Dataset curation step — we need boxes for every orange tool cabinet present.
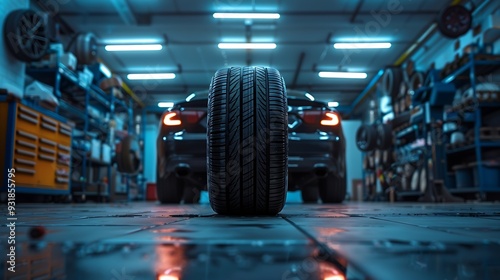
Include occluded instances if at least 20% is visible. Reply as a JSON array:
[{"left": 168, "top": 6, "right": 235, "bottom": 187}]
[{"left": 0, "top": 99, "right": 72, "bottom": 195}]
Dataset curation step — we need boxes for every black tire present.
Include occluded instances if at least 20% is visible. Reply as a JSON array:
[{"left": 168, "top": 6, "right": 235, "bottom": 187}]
[
  {"left": 183, "top": 185, "right": 201, "bottom": 204},
  {"left": 319, "top": 174, "right": 346, "bottom": 203},
  {"left": 3, "top": 10, "right": 49, "bottom": 62},
  {"left": 376, "top": 123, "right": 392, "bottom": 150},
  {"left": 301, "top": 187, "right": 319, "bottom": 203},
  {"left": 319, "top": 157, "right": 347, "bottom": 203},
  {"left": 409, "top": 71, "right": 425, "bottom": 92},
  {"left": 437, "top": 5, "right": 472, "bottom": 39},
  {"left": 156, "top": 166, "right": 183, "bottom": 203},
  {"left": 356, "top": 124, "right": 377, "bottom": 152},
  {"left": 207, "top": 66, "right": 288, "bottom": 215},
  {"left": 75, "top": 33, "right": 98, "bottom": 65},
  {"left": 381, "top": 67, "right": 403, "bottom": 100}
]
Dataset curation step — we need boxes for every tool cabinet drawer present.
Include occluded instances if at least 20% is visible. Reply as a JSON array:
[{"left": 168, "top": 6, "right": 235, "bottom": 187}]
[{"left": 16, "top": 104, "right": 40, "bottom": 131}]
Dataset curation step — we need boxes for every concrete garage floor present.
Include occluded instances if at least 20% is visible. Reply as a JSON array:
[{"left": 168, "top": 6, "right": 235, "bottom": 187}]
[{"left": 2, "top": 202, "right": 500, "bottom": 280}]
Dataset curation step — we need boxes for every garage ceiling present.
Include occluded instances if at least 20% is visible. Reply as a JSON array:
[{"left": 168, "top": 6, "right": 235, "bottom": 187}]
[{"left": 51, "top": 0, "right": 452, "bottom": 107}]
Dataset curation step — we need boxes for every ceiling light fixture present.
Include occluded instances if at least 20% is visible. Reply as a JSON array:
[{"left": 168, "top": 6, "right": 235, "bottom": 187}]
[
  {"left": 328, "top": 102, "right": 340, "bottom": 107},
  {"left": 105, "top": 44, "right": 163, "bottom": 51},
  {"left": 158, "top": 102, "right": 174, "bottom": 108},
  {"left": 318, "top": 72, "right": 367, "bottom": 79},
  {"left": 127, "top": 73, "right": 176, "bottom": 80},
  {"left": 99, "top": 64, "right": 112, "bottom": 78},
  {"left": 305, "top": 93, "right": 315, "bottom": 101},
  {"left": 213, "top": 13, "right": 280, "bottom": 19},
  {"left": 333, "top": 43, "right": 391, "bottom": 49},
  {"left": 186, "top": 93, "right": 196, "bottom": 102},
  {"left": 218, "top": 43, "right": 277, "bottom": 49}
]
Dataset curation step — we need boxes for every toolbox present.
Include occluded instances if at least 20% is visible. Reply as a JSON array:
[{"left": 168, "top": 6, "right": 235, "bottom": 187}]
[{"left": 0, "top": 99, "right": 72, "bottom": 194}]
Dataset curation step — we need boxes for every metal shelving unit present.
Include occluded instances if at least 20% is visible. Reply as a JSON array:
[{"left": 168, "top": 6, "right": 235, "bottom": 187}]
[
  {"left": 26, "top": 61, "right": 140, "bottom": 201},
  {"left": 441, "top": 45, "right": 500, "bottom": 196}
]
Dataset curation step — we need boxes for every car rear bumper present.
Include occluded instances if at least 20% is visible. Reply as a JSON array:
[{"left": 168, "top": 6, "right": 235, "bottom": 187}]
[
  {"left": 158, "top": 132, "right": 207, "bottom": 174},
  {"left": 288, "top": 132, "right": 343, "bottom": 173},
  {"left": 157, "top": 131, "right": 343, "bottom": 181}
]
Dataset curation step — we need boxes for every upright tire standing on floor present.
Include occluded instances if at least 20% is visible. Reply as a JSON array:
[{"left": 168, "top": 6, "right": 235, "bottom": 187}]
[{"left": 207, "top": 67, "right": 288, "bottom": 215}]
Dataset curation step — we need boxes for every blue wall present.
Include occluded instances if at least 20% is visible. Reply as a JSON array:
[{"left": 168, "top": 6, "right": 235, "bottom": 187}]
[{"left": 412, "top": 1, "right": 500, "bottom": 72}]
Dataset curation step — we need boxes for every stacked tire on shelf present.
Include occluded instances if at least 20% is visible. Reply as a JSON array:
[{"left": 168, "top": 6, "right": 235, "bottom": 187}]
[
  {"left": 207, "top": 67, "right": 288, "bottom": 215},
  {"left": 381, "top": 64, "right": 429, "bottom": 195},
  {"left": 356, "top": 122, "right": 394, "bottom": 197}
]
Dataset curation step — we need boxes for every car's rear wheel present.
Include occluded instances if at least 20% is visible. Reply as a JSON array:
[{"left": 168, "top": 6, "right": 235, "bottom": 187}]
[
  {"left": 183, "top": 185, "right": 201, "bottom": 204},
  {"left": 319, "top": 157, "right": 347, "bottom": 203},
  {"left": 319, "top": 174, "right": 346, "bottom": 203},
  {"left": 301, "top": 186, "right": 319, "bottom": 203},
  {"left": 156, "top": 172, "right": 183, "bottom": 204},
  {"left": 207, "top": 66, "right": 288, "bottom": 215}
]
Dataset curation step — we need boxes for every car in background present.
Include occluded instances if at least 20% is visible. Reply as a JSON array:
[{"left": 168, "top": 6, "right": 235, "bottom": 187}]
[{"left": 156, "top": 90, "right": 346, "bottom": 204}]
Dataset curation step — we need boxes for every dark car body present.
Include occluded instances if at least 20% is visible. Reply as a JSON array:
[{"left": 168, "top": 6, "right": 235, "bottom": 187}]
[{"left": 157, "top": 90, "right": 346, "bottom": 201}]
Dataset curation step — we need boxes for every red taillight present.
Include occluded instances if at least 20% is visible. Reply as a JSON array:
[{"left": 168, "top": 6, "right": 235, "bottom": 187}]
[
  {"left": 163, "top": 112, "right": 181, "bottom": 126},
  {"left": 162, "top": 110, "right": 205, "bottom": 126},
  {"left": 321, "top": 112, "right": 340, "bottom": 126},
  {"left": 299, "top": 111, "right": 340, "bottom": 126}
]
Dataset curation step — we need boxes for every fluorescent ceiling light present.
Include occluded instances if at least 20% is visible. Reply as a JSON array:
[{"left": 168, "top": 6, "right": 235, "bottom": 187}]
[
  {"left": 105, "top": 44, "right": 163, "bottom": 51},
  {"left": 305, "top": 93, "right": 315, "bottom": 101},
  {"left": 186, "top": 93, "right": 196, "bottom": 102},
  {"left": 333, "top": 43, "right": 391, "bottom": 49},
  {"left": 99, "top": 64, "right": 112, "bottom": 78},
  {"left": 218, "top": 43, "right": 277, "bottom": 49},
  {"left": 319, "top": 72, "right": 367, "bottom": 79},
  {"left": 328, "top": 102, "right": 339, "bottom": 107},
  {"left": 213, "top": 13, "right": 280, "bottom": 19},
  {"left": 127, "top": 73, "right": 176, "bottom": 80},
  {"left": 158, "top": 102, "right": 174, "bottom": 108}
]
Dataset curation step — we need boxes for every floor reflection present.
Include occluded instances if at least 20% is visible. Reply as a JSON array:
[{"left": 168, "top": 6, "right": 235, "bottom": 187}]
[{"left": 3, "top": 242, "right": 354, "bottom": 280}]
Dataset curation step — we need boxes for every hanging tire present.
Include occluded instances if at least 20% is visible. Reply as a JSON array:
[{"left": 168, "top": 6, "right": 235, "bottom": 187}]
[
  {"left": 116, "top": 135, "right": 142, "bottom": 174},
  {"left": 409, "top": 71, "right": 425, "bottom": 92},
  {"left": 75, "top": 33, "right": 98, "bottom": 65},
  {"left": 301, "top": 187, "right": 319, "bottom": 203},
  {"left": 356, "top": 124, "right": 377, "bottom": 152},
  {"left": 3, "top": 9, "right": 49, "bottom": 62},
  {"left": 420, "top": 167, "right": 427, "bottom": 193},
  {"left": 381, "top": 67, "right": 403, "bottom": 100},
  {"left": 437, "top": 5, "right": 472, "bottom": 39},
  {"left": 410, "top": 168, "right": 420, "bottom": 191},
  {"left": 207, "top": 67, "right": 288, "bottom": 215},
  {"left": 376, "top": 123, "right": 392, "bottom": 150}
]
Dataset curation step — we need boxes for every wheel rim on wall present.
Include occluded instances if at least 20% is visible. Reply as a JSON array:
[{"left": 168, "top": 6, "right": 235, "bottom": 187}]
[{"left": 4, "top": 10, "right": 49, "bottom": 62}]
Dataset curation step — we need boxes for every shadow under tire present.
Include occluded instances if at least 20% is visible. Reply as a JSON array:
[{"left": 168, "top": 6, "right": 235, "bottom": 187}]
[{"left": 207, "top": 67, "right": 288, "bottom": 215}]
